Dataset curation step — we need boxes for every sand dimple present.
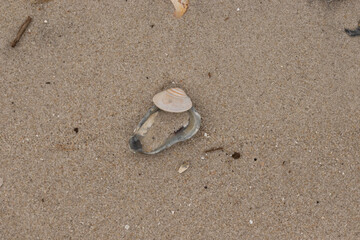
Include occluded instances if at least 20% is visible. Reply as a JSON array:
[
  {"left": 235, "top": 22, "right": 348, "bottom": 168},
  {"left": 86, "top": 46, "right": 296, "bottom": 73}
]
[{"left": 141, "top": 111, "right": 189, "bottom": 152}]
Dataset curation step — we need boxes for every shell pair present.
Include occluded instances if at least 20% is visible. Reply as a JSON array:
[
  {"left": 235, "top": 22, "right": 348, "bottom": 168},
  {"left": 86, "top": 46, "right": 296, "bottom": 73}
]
[{"left": 129, "top": 88, "right": 201, "bottom": 154}]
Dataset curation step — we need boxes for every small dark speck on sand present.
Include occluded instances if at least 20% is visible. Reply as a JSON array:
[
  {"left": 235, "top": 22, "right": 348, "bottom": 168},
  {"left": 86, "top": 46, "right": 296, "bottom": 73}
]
[
  {"left": 74, "top": 128, "right": 79, "bottom": 133},
  {"left": 231, "top": 152, "right": 240, "bottom": 159}
]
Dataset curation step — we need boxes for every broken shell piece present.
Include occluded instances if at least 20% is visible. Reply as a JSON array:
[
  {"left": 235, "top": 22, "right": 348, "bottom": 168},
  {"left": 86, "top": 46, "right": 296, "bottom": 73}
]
[
  {"left": 153, "top": 88, "right": 192, "bottom": 113},
  {"left": 170, "top": 0, "right": 189, "bottom": 18},
  {"left": 129, "top": 106, "right": 201, "bottom": 154},
  {"left": 178, "top": 162, "right": 190, "bottom": 173}
]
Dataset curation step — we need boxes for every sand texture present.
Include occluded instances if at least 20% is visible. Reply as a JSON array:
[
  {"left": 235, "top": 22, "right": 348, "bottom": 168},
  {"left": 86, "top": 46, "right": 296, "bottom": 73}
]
[{"left": 1, "top": 0, "right": 360, "bottom": 239}]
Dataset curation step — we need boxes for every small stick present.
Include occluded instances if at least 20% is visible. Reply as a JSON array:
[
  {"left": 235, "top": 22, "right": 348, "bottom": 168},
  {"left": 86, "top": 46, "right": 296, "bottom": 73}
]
[
  {"left": 55, "top": 144, "right": 77, "bottom": 151},
  {"left": 11, "top": 16, "right": 32, "bottom": 48},
  {"left": 204, "top": 147, "right": 224, "bottom": 153}
]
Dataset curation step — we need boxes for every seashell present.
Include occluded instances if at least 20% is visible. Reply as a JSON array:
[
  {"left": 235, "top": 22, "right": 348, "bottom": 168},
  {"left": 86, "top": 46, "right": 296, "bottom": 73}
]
[
  {"left": 153, "top": 88, "right": 192, "bottom": 113},
  {"left": 178, "top": 162, "right": 190, "bottom": 173},
  {"left": 170, "top": 0, "right": 189, "bottom": 18},
  {"left": 129, "top": 106, "right": 201, "bottom": 154}
]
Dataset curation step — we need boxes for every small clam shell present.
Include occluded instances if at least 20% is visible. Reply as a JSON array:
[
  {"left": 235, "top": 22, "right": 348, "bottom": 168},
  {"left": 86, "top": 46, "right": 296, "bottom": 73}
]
[
  {"left": 153, "top": 88, "right": 192, "bottom": 113},
  {"left": 170, "top": 0, "right": 189, "bottom": 18}
]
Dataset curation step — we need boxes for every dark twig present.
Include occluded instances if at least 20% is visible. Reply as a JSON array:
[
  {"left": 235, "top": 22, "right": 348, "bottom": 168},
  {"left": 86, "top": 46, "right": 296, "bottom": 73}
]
[
  {"left": 204, "top": 147, "right": 224, "bottom": 153},
  {"left": 344, "top": 20, "right": 360, "bottom": 37},
  {"left": 11, "top": 16, "right": 32, "bottom": 47}
]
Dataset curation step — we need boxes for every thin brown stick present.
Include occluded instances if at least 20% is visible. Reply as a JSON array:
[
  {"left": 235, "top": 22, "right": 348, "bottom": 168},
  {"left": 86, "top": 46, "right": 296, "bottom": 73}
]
[
  {"left": 55, "top": 144, "right": 77, "bottom": 152},
  {"left": 204, "top": 147, "right": 224, "bottom": 153},
  {"left": 11, "top": 16, "right": 32, "bottom": 48}
]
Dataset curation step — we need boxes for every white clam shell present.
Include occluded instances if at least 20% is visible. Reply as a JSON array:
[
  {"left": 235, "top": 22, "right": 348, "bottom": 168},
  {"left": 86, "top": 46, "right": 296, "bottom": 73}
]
[{"left": 153, "top": 88, "right": 192, "bottom": 113}]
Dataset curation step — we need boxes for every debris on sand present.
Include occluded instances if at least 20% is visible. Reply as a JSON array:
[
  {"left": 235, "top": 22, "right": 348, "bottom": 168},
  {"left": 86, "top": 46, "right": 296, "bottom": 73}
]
[
  {"left": 170, "top": 0, "right": 189, "bottom": 18},
  {"left": 11, "top": 16, "right": 32, "bottom": 48},
  {"left": 204, "top": 147, "right": 224, "bottom": 153},
  {"left": 231, "top": 152, "right": 241, "bottom": 159},
  {"left": 31, "top": 0, "right": 54, "bottom": 3},
  {"left": 178, "top": 162, "right": 190, "bottom": 173},
  {"left": 345, "top": 21, "right": 360, "bottom": 37}
]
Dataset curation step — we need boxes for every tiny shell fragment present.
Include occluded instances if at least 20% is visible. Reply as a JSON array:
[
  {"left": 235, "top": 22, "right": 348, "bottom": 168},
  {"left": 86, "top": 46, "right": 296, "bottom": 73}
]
[
  {"left": 0, "top": 178, "right": 3, "bottom": 188},
  {"left": 170, "top": 0, "right": 189, "bottom": 18},
  {"left": 178, "top": 163, "right": 190, "bottom": 173}
]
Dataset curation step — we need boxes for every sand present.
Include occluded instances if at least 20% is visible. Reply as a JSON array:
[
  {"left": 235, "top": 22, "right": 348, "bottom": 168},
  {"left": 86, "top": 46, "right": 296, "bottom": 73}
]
[{"left": 1, "top": 0, "right": 360, "bottom": 239}]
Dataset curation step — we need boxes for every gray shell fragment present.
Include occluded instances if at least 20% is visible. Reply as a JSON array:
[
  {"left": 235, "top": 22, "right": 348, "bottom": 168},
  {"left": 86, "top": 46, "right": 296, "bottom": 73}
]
[{"left": 129, "top": 106, "right": 201, "bottom": 154}]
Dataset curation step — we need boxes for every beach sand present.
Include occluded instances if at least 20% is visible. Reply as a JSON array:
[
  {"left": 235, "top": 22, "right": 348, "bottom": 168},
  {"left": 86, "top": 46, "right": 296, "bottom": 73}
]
[{"left": 1, "top": 0, "right": 359, "bottom": 239}]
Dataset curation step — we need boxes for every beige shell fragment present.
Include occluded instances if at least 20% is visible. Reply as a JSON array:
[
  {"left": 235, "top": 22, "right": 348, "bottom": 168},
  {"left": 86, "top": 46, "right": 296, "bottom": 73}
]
[
  {"left": 178, "top": 163, "right": 190, "bottom": 173},
  {"left": 153, "top": 88, "right": 192, "bottom": 113},
  {"left": 170, "top": 0, "right": 189, "bottom": 18},
  {"left": 0, "top": 178, "right": 3, "bottom": 188}
]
